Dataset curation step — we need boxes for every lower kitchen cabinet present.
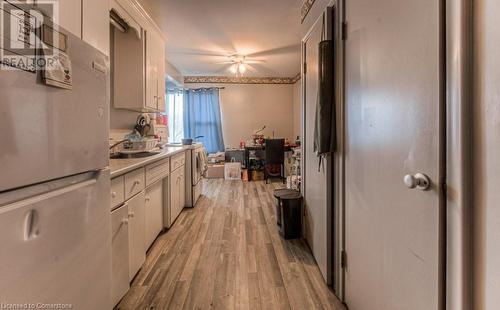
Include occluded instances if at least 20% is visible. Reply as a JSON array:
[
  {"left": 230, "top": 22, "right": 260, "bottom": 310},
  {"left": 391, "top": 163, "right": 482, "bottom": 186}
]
[
  {"left": 111, "top": 204, "right": 130, "bottom": 306},
  {"left": 145, "top": 180, "right": 163, "bottom": 250},
  {"left": 127, "top": 191, "right": 146, "bottom": 282},
  {"left": 170, "top": 166, "right": 185, "bottom": 225}
]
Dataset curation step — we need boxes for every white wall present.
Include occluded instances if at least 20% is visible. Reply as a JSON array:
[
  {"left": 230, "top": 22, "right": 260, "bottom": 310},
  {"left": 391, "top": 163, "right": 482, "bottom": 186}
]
[
  {"left": 292, "top": 79, "right": 302, "bottom": 139},
  {"left": 473, "top": 0, "right": 500, "bottom": 308},
  {"left": 165, "top": 60, "right": 184, "bottom": 86},
  {"left": 186, "top": 83, "right": 295, "bottom": 149}
]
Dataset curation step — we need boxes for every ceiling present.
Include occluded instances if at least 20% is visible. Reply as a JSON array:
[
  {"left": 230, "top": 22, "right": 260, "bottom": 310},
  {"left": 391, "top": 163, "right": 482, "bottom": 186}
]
[{"left": 139, "top": 0, "right": 303, "bottom": 78}]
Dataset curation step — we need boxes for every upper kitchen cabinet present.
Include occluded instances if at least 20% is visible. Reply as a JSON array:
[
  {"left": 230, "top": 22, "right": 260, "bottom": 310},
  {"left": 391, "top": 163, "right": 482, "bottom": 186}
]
[
  {"left": 145, "top": 26, "right": 166, "bottom": 112},
  {"left": 53, "top": 0, "right": 82, "bottom": 37},
  {"left": 42, "top": 0, "right": 109, "bottom": 55},
  {"left": 82, "top": 0, "right": 110, "bottom": 55},
  {"left": 111, "top": 0, "right": 166, "bottom": 112}
]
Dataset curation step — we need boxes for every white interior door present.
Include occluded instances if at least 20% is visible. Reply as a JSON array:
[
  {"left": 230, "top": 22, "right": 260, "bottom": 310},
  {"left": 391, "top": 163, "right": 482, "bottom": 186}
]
[
  {"left": 344, "top": 0, "right": 443, "bottom": 309},
  {"left": 303, "top": 13, "right": 331, "bottom": 281}
]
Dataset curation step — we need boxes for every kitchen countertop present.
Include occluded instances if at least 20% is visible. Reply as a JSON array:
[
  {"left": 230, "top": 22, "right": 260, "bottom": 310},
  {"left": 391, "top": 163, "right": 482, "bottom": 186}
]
[{"left": 110, "top": 146, "right": 189, "bottom": 178}]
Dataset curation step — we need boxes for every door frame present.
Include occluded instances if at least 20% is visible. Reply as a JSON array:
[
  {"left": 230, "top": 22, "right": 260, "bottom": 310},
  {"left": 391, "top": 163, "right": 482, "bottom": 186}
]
[
  {"left": 337, "top": 0, "right": 473, "bottom": 309},
  {"left": 444, "top": 0, "right": 473, "bottom": 309}
]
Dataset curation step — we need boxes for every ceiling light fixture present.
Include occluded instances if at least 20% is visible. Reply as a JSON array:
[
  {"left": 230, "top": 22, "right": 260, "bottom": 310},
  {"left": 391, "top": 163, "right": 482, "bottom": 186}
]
[
  {"left": 228, "top": 55, "right": 248, "bottom": 76},
  {"left": 239, "top": 63, "right": 247, "bottom": 73},
  {"left": 229, "top": 64, "right": 238, "bottom": 74}
]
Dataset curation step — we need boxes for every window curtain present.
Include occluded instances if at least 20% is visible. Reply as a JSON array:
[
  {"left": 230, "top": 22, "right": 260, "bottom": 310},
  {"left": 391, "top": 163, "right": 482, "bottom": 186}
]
[{"left": 183, "top": 88, "right": 225, "bottom": 153}]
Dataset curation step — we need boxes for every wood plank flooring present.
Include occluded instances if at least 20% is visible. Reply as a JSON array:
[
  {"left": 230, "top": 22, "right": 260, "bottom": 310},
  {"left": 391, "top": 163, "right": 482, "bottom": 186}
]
[{"left": 117, "top": 179, "right": 345, "bottom": 310}]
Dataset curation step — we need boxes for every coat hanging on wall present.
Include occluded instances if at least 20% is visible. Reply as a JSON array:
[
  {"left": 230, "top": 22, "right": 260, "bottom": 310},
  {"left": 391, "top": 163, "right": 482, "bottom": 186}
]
[{"left": 313, "top": 29, "right": 336, "bottom": 160}]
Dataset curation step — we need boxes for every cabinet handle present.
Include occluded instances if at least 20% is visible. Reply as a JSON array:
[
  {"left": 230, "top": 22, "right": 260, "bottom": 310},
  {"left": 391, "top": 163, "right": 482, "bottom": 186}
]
[
  {"left": 111, "top": 191, "right": 117, "bottom": 198},
  {"left": 145, "top": 197, "right": 150, "bottom": 202},
  {"left": 134, "top": 180, "right": 140, "bottom": 185},
  {"left": 128, "top": 212, "right": 135, "bottom": 218},
  {"left": 122, "top": 218, "right": 129, "bottom": 225}
]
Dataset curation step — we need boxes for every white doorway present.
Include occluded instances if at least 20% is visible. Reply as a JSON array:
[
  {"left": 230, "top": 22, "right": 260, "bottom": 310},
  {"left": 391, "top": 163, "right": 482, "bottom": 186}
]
[{"left": 342, "top": 0, "right": 445, "bottom": 309}]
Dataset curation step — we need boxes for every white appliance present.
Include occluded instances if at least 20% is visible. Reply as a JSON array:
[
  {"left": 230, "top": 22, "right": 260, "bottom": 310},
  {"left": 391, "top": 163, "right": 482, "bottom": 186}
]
[
  {"left": 167, "top": 143, "right": 204, "bottom": 207},
  {"left": 189, "top": 144, "right": 205, "bottom": 207},
  {"left": 0, "top": 12, "right": 111, "bottom": 310}
]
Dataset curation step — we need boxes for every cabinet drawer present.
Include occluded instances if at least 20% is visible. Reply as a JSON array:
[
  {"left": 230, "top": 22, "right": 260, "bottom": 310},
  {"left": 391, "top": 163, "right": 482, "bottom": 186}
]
[
  {"left": 124, "top": 168, "right": 145, "bottom": 200},
  {"left": 110, "top": 176, "right": 125, "bottom": 209},
  {"left": 170, "top": 152, "right": 185, "bottom": 172},
  {"left": 145, "top": 158, "right": 169, "bottom": 186}
]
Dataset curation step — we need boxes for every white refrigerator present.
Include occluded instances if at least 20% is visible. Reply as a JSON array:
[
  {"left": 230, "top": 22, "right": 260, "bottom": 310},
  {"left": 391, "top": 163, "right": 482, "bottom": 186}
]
[{"left": 0, "top": 10, "right": 111, "bottom": 310}]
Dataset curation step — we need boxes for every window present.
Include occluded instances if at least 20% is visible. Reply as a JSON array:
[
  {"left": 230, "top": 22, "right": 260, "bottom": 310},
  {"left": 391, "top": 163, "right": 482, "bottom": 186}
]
[
  {"left": 166, "top": 90, "right": 184, "bottom": 143},
  {"left": 184, "top": 88, "right": 225, "bottom": 153}
]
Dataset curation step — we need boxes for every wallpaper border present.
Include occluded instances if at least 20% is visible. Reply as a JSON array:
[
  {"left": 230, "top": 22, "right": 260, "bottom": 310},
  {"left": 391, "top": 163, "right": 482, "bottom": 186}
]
[
  {"left": 184, "top": 74, "right": 301, "bottom": 85},
  {"left": 301, "top": 0, "right": 317, "bottom": 23}
]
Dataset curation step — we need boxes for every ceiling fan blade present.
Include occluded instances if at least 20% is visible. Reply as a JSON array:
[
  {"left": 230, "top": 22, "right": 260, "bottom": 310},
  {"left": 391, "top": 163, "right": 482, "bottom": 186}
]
[
  {"left": 247, "top": 63, "right": 280, "bottom": 76},
  {"left": 167, "top": 48, "right": 237, "bottom": 58},
  {"left": 245, "top": 59, "right": 266, "bottom": 64},
  {"left": 247, "top": 44, "right": 301, "bottom": 57}
]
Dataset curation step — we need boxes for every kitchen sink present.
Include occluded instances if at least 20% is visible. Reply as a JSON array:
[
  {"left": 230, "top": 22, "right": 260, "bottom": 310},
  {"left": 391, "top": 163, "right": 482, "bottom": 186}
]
[{"left": 110, "top": 152, "right": 161, "bottom": 159}]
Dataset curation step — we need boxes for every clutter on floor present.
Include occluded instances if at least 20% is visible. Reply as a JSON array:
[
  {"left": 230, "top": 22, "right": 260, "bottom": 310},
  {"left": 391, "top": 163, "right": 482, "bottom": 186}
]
[
  {"left": 206, "top": 164, "right": 225, "bottom": 179},
  {"left": 224, "top": 162, "right": 241, "bottom": 180},
  {"left": 204, "top": 135, "right": 301, "bottom": 182},
  {"left": 286, "top": 147, "right": 301, "bottom": 190}
]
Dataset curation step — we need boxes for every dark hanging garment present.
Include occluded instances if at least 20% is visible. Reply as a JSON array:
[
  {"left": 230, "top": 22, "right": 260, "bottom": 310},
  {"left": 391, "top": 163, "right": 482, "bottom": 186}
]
[{"left": 313, "top": 39, "right": 336, "bottom": 157}]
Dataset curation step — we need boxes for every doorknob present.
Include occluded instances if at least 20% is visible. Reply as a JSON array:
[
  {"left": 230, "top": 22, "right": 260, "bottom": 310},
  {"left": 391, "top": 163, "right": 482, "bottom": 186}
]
[{"left": 404, "top": 173, "right": 431, "bottom": 191}]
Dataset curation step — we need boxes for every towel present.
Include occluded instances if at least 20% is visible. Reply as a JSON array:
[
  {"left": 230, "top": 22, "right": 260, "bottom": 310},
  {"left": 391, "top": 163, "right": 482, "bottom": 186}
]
[{"left": 199, "top": 148, "right": 209, "bottom": 176}]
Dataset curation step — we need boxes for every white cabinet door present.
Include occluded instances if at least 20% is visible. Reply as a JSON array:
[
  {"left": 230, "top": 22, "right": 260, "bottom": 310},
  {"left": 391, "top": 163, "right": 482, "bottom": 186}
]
[
  {"left": 170, "top": 167, "right": 185, "bottom": 225},
  {"left": 53, "top": 0, "right": 82, "bottom": 37},
  {"left": 145, "top": 181, "right": 163, "bottom": 250},
  {"left": 127, "top": 191, "right": 145, "bottom": 281},
  {"left": 82, "top": 0, "right": 109, "bottom": 55},
  {"left": 145, "top": 29, "right": 159, "bottom": 110},
  {"left": 111, "top": 204, "right": 130, "bottom": 307},
  {"left": 169, "top": 168, "right": 180, "bottom": 224},
  {"left": 179, "top": 167, "right": 186, "bottom": 209},
  {"left": 145, "top": 27, "right": 165, "bottom": 111},
  {"left": 156, "top": 41, "right": 166, "bottom": 112},
  {"left": 170, "top": 168, "right": 178, "bottom": 221},
  {"left": 113, "top": 25, "right": 145, "bottom": 111}
]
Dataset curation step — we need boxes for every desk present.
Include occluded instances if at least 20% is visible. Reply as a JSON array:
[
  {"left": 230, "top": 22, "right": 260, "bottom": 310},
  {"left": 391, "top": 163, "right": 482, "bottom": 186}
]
[{"left": 244, "top": 145, "right": 295, "bottom": 181}]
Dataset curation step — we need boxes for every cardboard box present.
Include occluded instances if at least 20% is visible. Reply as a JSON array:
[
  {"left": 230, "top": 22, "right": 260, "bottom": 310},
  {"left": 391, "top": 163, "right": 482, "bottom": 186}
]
[{"left": 206, "top": 164, "right": 225, "bottom": 179}]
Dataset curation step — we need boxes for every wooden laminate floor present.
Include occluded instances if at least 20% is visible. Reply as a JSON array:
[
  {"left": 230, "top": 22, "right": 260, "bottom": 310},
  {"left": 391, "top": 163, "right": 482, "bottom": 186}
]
[{"left": 117, "top": 179, "right": 345, "bottom": 310}]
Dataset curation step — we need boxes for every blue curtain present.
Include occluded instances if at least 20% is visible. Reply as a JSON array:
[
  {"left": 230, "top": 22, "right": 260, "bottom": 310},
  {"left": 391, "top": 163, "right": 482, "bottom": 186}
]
[{"left": 183, "top": 88, "right": 225, "bottom": 153}]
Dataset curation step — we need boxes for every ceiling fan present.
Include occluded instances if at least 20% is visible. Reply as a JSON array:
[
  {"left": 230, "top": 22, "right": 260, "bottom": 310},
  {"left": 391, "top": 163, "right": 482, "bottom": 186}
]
[
  {"left": 215, "top": 55, "right": 265, "bottom": 76},
  {"left": 169, "top": 45, "right": 300, "bottom": 76}
]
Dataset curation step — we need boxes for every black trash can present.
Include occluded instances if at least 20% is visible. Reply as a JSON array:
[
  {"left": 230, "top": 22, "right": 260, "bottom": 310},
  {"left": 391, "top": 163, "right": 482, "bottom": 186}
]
[
  {"left": 273, "top": 189, "right": 303, "bottom": 239},
  {"left": 273, "top": 188, "right": 290, "bottom": 227}
]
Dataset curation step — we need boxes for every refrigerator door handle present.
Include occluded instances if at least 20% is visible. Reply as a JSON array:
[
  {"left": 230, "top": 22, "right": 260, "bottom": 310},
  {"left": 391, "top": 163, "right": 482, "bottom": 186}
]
[{"left": 23, "top": 209, "right": 39, "bottom": 241}]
